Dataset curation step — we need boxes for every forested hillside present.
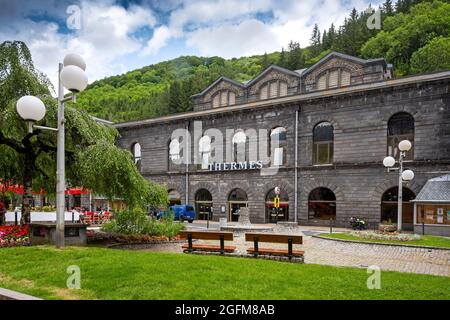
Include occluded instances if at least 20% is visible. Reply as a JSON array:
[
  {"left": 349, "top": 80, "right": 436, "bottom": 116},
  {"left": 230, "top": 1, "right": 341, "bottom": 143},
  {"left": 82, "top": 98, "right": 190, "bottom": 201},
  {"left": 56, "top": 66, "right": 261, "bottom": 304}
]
[{"left": 73, "top": 0, "right": 450, "bottom": 123}]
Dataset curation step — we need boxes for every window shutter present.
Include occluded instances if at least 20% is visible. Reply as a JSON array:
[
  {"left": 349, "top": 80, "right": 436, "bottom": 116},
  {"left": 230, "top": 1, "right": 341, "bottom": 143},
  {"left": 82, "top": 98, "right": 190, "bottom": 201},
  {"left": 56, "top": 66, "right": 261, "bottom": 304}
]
[
  {"left": 279, "top": 82, "right": 288, "bottom": 96},
  {"left": 260, "top": 85, "right": 268, "bottom": 99},
  {"left": 269, "top": 81, "right": 278, "bottom": 97},
  {"left": 229, "top": 92, "right": 236, "bottom": 105},
  {"left": 317, "top": 75, "right": 327, "bottom": 90},
  {"left": 328, "top": 70, "right": 339, "bottom": 88},
  {"left": 341, "top": 70, "right": 350, "bottom": 86},
  {"left": 220, "top": 91, "right": 228, "bottom": 106}
]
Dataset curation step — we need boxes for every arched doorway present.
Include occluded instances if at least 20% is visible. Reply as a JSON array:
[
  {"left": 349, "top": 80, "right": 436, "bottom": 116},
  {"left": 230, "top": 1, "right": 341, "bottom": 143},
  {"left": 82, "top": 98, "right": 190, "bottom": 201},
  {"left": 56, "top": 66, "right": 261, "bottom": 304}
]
[
  {"left": 228, "top": 188, "right": 248, "bottom": 222},
  {"left": 168, "top": 189, "right": 181, "bottom": 206},
  {"left": 265, "top": 188, "right": 289, "bottom": 223},
  {"left": 381, "top": 187, "right": 415, "bottom": 230},
  {"left": 195, "top": 189, "right": 213, "bottom": 220},
  {"left": 308, "top": 187, "right": 336, "bottom": 220}
]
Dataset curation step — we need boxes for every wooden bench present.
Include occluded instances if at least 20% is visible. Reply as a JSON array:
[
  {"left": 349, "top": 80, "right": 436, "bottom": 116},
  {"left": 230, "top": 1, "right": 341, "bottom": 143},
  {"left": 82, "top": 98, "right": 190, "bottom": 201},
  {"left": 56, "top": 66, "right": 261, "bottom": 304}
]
[
  {"left": 245, "top": 233, "right": 304, "bottom": 260},
  {"left": 179, "top": 231, "right": 235, "bottom": 255}
]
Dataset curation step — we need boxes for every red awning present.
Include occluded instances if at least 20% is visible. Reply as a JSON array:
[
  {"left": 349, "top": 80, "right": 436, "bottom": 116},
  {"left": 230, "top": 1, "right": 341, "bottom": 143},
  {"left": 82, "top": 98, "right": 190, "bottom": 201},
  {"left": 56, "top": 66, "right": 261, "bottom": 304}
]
[
  {"left": 0, "top": 183, "right": 89, "bottom": 196},
  {"left": 65, "top": 187, "right": 89, "bottom": 195}
]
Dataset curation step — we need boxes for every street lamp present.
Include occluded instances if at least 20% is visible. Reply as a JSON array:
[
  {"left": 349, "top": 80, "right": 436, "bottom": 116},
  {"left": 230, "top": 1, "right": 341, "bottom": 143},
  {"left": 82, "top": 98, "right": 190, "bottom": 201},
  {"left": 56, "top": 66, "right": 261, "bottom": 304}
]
[
  {"left": 383, "top": 139, "right": 414, "bottom": 232},
  {"left": 16, "top": 54, "right": 88, "bottom": 248}
]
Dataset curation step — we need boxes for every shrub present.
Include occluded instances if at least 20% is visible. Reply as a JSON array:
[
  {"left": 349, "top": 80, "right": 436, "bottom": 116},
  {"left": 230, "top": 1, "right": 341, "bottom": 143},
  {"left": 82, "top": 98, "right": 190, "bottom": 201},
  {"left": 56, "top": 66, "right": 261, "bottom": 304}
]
[
  {"left": 102, "top": 207, "right": 184, "bottom": 240},
  {"left": 0, "top": 225, "right": 30, "bottom": 247}
]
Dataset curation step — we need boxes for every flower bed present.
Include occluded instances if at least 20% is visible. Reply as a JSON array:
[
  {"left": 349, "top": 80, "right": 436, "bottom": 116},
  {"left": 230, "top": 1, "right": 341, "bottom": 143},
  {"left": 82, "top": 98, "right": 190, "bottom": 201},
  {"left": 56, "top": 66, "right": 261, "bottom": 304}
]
[
  {"left": 0, "top": 225, "right": 30, "bottom": 247},
  {"left": 350, "top": 230, "right": 421, "bottom": 242},
  {"left": 87, "top": 230, "right": 182, "bottom": 245}
]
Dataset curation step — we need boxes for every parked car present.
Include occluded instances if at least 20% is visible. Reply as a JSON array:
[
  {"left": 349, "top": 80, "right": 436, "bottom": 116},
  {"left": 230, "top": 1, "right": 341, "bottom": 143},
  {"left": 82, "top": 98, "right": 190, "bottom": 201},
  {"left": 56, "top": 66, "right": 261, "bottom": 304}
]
[{"left": 157, "top": 205, "right": 196, "bottom": 223}]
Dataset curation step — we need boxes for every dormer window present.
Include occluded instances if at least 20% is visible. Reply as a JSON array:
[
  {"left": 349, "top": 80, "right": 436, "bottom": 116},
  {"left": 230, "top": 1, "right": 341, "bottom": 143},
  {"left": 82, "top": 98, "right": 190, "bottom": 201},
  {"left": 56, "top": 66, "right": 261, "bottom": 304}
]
[
  {"left": 212, "top": 90, "right": 236, "bottom": 108},
  {"left": 316, "top": 68, "right": 351, "bottom": 90},
  {"left": 260, "top": 80, "right": 288, "bottom": 100}
]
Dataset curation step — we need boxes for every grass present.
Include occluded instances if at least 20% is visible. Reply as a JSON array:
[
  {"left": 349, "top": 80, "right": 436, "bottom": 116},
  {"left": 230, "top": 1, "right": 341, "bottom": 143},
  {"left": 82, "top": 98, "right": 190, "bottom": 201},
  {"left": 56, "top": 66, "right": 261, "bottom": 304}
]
[
  {"left": 0, "top": 246, "right": 449, "bottom": 300},
  {"left": 318, "top": 233, "right": 450, "bottom": 249}
]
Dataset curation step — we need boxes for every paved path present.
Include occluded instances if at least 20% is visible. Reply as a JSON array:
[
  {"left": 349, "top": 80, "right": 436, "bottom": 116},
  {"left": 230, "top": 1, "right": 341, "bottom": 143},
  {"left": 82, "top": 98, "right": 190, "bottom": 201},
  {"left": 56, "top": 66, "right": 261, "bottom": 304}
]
[{"left": 181, "top": 222, "right": 450, "bottom": 277}]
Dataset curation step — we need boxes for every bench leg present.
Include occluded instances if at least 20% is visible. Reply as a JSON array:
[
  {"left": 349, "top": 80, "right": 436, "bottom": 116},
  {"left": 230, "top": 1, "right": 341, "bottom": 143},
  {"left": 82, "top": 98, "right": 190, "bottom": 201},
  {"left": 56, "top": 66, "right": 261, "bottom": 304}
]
[
  {"left": 220, "top": 235, "right": 225, "bottom": 255},
  {"left": 253, "top": 237, "right": 259, "bottom": 258},
  {"left": 188, "top": 233, "right": 193, "bottom": 253},
  {"left": 288, "top": 238, "right": 293, "bottom": 260}
]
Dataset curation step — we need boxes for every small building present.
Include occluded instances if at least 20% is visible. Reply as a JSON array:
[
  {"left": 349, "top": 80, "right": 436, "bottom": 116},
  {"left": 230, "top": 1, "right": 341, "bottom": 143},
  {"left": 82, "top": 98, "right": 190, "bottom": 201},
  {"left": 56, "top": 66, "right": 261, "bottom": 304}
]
[{"left": 413, "top": 175, "right": 450, "bottom": 236}]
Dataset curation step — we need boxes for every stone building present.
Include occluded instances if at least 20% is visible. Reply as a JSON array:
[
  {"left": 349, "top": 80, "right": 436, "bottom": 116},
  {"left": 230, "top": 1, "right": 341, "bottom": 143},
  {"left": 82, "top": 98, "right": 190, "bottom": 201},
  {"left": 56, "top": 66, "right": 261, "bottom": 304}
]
[{"left": 115, "top": 52, "right": 450, "bottom": 235}]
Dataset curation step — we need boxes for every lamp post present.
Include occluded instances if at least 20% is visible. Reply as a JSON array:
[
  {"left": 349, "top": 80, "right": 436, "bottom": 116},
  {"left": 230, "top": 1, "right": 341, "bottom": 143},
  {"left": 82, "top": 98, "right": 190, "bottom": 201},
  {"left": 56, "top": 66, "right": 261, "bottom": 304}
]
[
  {"left": 383, "top": 140, "right": 414, "bottom": 232},
  {"left": 16, "top": 54, "right": 88, "bottom": 248}
]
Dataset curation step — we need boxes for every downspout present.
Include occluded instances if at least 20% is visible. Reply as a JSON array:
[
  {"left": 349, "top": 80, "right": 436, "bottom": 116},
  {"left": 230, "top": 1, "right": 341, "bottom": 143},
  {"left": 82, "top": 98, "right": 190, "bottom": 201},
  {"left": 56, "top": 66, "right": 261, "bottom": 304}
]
[
  {"left": 294, "top": 108, "right": 299, "bottom": 224},
  {"left": 185, "top": 121, "right": 190, "bottom": 205}
]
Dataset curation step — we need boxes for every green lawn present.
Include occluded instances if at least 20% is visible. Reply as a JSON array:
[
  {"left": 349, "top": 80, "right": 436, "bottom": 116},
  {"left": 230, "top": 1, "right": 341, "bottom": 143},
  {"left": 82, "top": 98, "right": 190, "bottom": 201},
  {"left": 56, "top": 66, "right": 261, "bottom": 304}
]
[
  {"left": 0, "top": 246, "right": 449, "bottom": 300},
  {"left": 318, "top": 233, "right": 450, "bottom": 249}
]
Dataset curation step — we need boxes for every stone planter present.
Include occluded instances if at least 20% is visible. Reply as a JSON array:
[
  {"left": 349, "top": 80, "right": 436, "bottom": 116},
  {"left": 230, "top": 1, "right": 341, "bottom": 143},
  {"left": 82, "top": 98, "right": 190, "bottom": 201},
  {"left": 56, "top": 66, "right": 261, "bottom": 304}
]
[{"left": 379, "top": 223, "right": 397, "bottom": 233}]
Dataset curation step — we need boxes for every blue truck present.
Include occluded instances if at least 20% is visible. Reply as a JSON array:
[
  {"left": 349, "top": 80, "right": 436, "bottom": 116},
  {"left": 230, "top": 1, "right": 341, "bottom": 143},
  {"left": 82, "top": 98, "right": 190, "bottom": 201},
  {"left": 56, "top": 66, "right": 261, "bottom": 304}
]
[{"left": 157, "top": 205, "right": 196, "bottom": 223}]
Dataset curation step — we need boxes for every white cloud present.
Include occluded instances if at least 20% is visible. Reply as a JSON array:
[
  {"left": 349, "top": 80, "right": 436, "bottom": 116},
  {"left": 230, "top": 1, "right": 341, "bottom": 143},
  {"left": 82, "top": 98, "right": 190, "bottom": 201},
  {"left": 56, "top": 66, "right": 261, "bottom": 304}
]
[
  {"left": 141, "top": 26, "right": 172, "bottom": 56},
  {"left": 0, "top": 0, "right": 156, "bottom": 91},
  {"left": 186, "top": 19, "right": 282, "bottom": 58}
]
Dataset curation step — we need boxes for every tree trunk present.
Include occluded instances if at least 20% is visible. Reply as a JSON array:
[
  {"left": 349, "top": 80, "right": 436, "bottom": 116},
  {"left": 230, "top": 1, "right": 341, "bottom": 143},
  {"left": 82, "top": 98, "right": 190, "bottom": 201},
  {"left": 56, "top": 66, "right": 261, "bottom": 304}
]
[{"left": 20, "top": 155, "right": 34, "bottom": 225}]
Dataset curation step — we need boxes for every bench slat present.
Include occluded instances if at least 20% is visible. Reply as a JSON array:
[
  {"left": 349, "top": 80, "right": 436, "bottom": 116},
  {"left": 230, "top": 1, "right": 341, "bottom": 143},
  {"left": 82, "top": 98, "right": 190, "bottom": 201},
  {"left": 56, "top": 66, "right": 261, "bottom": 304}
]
[
  {"left": 179, "top": 231, "right": 234, "bottom": 241},
  {"left": 247, "top": 248, "right": 304, "bottom": 257},
  {"left": 245, "top": 233, "right": 302, "bottom": 244},
  {"left": 182, "top": 244, "right": 236, "bottom": 252}
]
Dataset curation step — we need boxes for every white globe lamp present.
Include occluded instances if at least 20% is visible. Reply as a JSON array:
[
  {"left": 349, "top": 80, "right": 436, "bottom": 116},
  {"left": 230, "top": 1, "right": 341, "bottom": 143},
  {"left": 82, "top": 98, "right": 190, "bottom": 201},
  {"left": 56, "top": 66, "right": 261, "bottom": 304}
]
[
  {"left": 60, "top": 65, "right": 88, "bottom": 93},
  {"left": 398, "top": 140, "right": 412, "bottom": 152},
  {"left": 402, "top": 170, "right": 414, "bottom": 181},
  {"left": 63, "top": 53, "right": 86, "bottom": 71},
  {"left": 16, "top": 95, "right": 46, "bottom": 121},
  {"left": 383, "top": 156, "right": 395, "bottom": 168}
]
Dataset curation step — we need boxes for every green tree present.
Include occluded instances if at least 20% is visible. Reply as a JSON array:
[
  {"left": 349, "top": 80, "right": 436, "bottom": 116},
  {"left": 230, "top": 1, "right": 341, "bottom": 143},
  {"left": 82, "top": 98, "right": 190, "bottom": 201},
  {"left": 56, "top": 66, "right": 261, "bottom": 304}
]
[
  {"left": 287, "top": 41, "right": 305, "bottom": 70},
  {"left": 410, "top": 36, "right": 450, "bottom": 73},
  {"left": 361, "top": 0, "right": 450, "bottom": 75},
  {"left": 0, "top": 41, "right": 168, "bottom": 224}
]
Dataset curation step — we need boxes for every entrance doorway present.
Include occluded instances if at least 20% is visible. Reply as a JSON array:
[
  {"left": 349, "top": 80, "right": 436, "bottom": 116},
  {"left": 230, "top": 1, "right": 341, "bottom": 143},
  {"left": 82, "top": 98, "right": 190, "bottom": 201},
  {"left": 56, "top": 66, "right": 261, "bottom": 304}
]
[
  {"left": 228, "top": 188, "right": 248, "bottom": 222},
  {"left": 381, "top": 187, "right": 415, "bottom": 230},
  {"left": 195, "top": 189, "right": 213, "bottom": 220}
]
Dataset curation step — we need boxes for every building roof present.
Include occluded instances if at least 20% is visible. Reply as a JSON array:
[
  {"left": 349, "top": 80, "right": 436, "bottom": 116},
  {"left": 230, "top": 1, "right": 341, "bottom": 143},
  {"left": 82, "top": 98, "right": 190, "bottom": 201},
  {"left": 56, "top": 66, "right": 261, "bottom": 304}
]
[
  {"left": 191, "top": 76, "right": 246, "bottom": 98},
  {"left": 414, "top": 174, "right": 450, "bottom": 202},
  {"left": 114, "top": 70, "right": 450, "bottom": 129}
]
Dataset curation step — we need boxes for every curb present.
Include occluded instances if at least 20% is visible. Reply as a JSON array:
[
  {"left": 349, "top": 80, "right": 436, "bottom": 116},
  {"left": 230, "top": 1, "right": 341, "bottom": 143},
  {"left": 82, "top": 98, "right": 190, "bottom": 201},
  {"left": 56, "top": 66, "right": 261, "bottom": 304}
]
[
  {"left": 0, "top": 288, "right": 42, "bottom": 300},
  {"left": 312, "top": 234, "right": 450, "bottom": 251}
]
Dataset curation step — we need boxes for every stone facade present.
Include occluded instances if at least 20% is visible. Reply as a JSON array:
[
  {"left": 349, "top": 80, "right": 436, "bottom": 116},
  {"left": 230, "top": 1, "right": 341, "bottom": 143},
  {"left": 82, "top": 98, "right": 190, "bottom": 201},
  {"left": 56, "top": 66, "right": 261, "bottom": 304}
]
[{"left": 115, "top": 52, "right": 450, "bottom": 228}]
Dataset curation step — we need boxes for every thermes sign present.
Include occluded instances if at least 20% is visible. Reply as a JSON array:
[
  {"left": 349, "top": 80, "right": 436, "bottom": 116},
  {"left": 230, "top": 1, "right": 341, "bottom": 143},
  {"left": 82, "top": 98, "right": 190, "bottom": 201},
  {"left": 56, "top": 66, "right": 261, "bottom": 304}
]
[{"left": 208, "top": 161, "right": 263, "bottom": 171}]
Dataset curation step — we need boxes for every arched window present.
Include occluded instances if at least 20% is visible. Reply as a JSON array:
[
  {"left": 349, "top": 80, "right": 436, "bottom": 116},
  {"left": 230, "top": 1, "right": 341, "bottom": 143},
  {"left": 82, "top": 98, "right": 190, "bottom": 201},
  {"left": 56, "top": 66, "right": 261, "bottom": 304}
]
[
  {"left": 313, "top": 122, "right": 334, "bottom": 165},
  {"left": 270, "top": 127, "right": 287, "bottom": 166},
  {"left": 132, "top": 143, "right": 141, "bottom": 171},
  {"left": 232, "top": 131, "right": 247, "bottom": 162},
  {"left": 260, "top": 80, "right": 288, "bottom": 100},
  {"left": 168, "top": 138, "right": 182, "bottom": 171},
  {"left": 265, "top": 188, "right": 289, "bottom": 222},
  {"left": 212, "top": 90, "right": 236, "bottom": 108},
  {"left": 198, "top": 135, "right": 211, "bottom": 170},
  {"left": 316, "top": 69, "right": 351, "bottom": 90},
  {"left": 308, "top": 187, "right": 336, "bottom": 220},
  {"left": 381, "top": 187, "right": 415, "bottom": 227},
  {"left": 195, "top": 189, "right": 213, "bottom": 220},
  {"left": 387, "top": 112, "right": 414, "bottom": 160}
]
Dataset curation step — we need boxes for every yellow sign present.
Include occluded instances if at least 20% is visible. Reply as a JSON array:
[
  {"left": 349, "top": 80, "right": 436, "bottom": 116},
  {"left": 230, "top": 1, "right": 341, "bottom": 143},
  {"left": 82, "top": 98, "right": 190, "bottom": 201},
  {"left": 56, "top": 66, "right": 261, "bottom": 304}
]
[{"left": 273, "top": 196, "right": 280, "bottom": 208}]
